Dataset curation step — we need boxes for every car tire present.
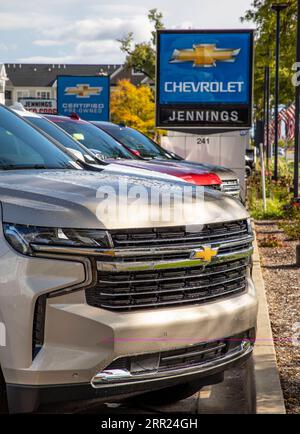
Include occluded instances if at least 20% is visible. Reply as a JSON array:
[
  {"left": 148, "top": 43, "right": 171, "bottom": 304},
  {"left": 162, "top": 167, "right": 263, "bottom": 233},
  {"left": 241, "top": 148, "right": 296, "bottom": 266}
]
[
  {"left": 132, "top": 380, "right": 204, "bottom": 406},
  {"left": 0, "top": 368, "right": 8, "bottom": 414}
]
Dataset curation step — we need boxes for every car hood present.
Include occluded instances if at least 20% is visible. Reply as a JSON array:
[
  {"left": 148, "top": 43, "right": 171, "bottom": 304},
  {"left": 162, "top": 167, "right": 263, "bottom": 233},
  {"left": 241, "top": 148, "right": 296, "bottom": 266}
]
[
  {"left": 0, "top": 169, "right": 248, "bottom": 230},
  {"left": 107, "top": 159, "right": 222, "bottom": 186},
  {"left": 174, "top": 160, "right": 238, "bottom": 181}
]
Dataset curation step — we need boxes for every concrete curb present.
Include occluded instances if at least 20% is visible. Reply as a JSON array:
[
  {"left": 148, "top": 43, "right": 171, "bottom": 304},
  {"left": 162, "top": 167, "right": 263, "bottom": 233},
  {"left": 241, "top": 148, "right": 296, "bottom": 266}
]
[{"left": 252, "top": 232, "right": 286, "bottom": 414}]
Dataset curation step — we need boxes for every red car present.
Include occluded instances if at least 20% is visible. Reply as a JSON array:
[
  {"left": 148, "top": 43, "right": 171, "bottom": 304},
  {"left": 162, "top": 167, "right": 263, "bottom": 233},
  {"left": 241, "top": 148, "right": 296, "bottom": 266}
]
[{"left": 45, "top": 114, "right": 222, "bottom": 189}]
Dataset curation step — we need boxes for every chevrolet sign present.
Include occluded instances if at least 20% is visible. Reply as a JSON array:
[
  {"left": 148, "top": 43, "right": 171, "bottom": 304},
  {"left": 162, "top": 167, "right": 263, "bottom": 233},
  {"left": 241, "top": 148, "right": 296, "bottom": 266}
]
[
  {"left": 169, "top": 44, "right": 241, "bottom": 67},
  {"left": 156, "top": 30, "right": 253, "bottom": 129},
  {"left": 64, "top": 84, "right": 103, "bottom": 98}
]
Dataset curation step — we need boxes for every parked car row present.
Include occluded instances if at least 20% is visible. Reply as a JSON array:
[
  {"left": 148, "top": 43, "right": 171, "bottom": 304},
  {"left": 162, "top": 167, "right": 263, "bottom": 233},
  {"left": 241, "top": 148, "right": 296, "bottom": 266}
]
[
  {"left": 12, "top": 104, "right": 241, "bottom": 197},
  {"left": 0, "top": 104, "right": 257, "bottom": 413}
]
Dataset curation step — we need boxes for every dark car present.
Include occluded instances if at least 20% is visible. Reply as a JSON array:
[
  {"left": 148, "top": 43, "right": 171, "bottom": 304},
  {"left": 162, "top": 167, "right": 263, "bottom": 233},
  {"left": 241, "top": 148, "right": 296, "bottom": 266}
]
[
  {"left": 44, "top": 114, "right": 223, "bottom": 188},
  {"left": 92, "top": 121, "right": 241, "bottom": 198}
]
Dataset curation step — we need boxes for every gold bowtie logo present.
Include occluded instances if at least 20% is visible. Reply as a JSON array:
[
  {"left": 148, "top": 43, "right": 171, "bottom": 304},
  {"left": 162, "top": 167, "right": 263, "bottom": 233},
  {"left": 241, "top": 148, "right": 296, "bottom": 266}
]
[
  {"left": 190, "top": 246, "right": 219, "bottom": 263},
  {"left": 170, "top": 44, "right": 240, "bottom": 67},
  {"left": 64, "top": 84, "right": 103, "bottom": 98}
]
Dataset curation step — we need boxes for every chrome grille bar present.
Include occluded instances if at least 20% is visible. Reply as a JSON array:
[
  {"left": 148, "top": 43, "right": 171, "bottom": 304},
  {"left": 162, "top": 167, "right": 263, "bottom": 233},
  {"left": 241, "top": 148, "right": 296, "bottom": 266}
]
[
  {"left": 98, "top": 275, "right": 246, "bottom": 297},
  {"left": 98, "top": 284, "right": 246, "bottom": 310},
  {"left": 96, "top": 245, "right": 253, "bottom": 272},
  {"left": 112, "top": 228, "right": 248, "bottom": 246},
  {"left": 99, "top": 261, "right": 247, "bottom": 285}
]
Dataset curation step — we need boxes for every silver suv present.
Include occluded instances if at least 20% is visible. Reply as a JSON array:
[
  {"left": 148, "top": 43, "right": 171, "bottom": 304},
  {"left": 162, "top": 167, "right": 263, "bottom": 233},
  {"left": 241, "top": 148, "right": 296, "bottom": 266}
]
[{"left": 0, "top": 106, "right": 257, "bottom": 413}]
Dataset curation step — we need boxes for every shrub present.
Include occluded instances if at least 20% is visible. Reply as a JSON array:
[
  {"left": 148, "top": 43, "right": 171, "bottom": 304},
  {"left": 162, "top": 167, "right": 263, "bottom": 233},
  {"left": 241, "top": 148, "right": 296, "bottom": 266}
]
[
  {"left": 280, "top": 222, "right": 300, "bottom": 240},
  {"left": 258, "top": 235, "right": 285, "bottom": 248}
]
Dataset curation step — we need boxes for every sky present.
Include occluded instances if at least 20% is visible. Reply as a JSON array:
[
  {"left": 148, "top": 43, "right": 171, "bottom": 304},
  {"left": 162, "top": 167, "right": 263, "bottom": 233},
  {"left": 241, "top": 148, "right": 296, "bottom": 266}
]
[{"left": 0, "top": 0, "right": 254, "bottom": 64}]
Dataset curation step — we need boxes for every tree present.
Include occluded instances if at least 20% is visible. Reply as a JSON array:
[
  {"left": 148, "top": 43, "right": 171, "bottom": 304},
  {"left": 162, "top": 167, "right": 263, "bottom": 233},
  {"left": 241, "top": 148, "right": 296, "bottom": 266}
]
[
  {"left": 118, "top": 8, "right": 164, "bottom": 81},
  {"left": 241, "top": 0, "right": 297, "bottom": 117},
  {"left": 110, "top": 79, "right": 155, "bottom": 136}
]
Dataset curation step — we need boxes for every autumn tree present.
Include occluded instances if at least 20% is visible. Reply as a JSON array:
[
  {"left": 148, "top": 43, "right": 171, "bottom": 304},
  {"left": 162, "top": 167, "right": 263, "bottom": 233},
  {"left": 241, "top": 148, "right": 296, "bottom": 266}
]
[
  {"left": 110, "top": 80, "right": 155, "bottom": 136},
  {"left": 118, "top": 8, "right": 164, "bottom": 81},
  {"left": 241, "top": 0, "right": 297, "bottom": 116}
]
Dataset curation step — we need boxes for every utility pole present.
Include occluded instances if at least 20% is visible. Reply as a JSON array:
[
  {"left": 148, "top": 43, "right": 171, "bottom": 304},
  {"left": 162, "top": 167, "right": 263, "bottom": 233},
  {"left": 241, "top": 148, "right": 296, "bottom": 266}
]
[
  {"left": 264, "top": 66, "right": 271, "bottom": 167},
  {"left": 294, "top": 0, "right": 300, "bottom": 199},
  {"left": 271, "top": 3, "right": 288, "bottom": 180}
]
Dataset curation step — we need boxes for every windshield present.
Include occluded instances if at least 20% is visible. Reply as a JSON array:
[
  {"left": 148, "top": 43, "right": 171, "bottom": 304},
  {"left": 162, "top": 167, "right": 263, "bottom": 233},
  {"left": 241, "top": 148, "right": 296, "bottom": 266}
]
[
  {"left": 0, "top": 107, "right": 79, "bottom": 170},
  {"left": 28, "top": 116, "right": 98, "bottom": 164},
  {"left": 50, "top": 119, "right": 135, "bottom": 160},
  {"left": 99, "top": 124, "right": 171, "bottom": 159}
]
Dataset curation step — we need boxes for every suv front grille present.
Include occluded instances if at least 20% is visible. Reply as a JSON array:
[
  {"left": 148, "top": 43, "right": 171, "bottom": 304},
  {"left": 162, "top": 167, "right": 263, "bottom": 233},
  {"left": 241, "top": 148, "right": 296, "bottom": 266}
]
[
  {"left": 85, "top": 219, "right": 252, "bottom": 311},
  {"left": 222, "top": 179, "right": 240, "bottom": 196},
  {"left": 86, "top": 257, "right": 249, "bottom": 311},
  {"left": 110, "top": 220, "right": 248, "bottom": 249}
]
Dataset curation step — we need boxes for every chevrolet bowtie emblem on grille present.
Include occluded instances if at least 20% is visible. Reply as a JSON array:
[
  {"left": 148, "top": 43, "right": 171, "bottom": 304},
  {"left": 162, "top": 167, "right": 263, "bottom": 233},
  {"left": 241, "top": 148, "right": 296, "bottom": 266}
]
[
  {"left": 190, "top": 246, "right": 219, "bottom": 263},
  {"left": 64, "top": 84, "right": 103, "bottom": 98},
  {"left": 169, "top": 44, "right": 241, "bottom": 67}
]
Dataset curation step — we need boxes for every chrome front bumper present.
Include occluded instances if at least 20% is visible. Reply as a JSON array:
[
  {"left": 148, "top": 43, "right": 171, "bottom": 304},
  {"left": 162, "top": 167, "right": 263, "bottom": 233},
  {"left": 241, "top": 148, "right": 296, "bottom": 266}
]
[{"left": 92, "top": 337, "right": 254, "bottom": 387}]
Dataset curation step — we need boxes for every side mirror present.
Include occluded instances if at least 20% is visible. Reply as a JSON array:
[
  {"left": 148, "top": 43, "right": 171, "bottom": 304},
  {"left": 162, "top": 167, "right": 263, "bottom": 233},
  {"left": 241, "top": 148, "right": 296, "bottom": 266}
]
[
  {"left": 66, "top": 147, "right": 85, "bottom": 162},
  {"left": 90, "top": 148, "right": 106, "bottom": 160}
]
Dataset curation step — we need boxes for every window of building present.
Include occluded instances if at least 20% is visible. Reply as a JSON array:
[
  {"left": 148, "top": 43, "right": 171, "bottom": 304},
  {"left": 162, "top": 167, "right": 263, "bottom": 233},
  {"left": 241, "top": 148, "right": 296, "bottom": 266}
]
[
  {"left": 5, "top": 90, "right": 12, "bottom": 100},
  {"left": 16, "top": 90, "right": 29, "bottom": 101},
  {"left": 36, "top": 91, "right": 51, "bottom": 99},
  {"left": 131, "top": 68, "right": 144, "bottom": 76}
]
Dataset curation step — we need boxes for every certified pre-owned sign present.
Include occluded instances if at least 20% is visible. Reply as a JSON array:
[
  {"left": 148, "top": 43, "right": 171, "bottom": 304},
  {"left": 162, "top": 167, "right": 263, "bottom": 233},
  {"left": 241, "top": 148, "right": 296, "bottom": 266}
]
[
  {"left": 57, "top": 75, "right": 110, "bottom": 121},
  {"left": 156, "top": 30, "right": 253, "bottom": 129}
]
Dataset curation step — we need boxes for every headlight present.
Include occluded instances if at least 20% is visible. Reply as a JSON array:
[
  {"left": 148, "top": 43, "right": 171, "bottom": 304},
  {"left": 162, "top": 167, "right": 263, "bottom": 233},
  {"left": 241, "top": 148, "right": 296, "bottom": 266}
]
[
  {"left": 246, "top": 218, "right": 253, "bottom": 235},
  {"left": 3, "top": 223, "right": 111, "bottom": 256}
]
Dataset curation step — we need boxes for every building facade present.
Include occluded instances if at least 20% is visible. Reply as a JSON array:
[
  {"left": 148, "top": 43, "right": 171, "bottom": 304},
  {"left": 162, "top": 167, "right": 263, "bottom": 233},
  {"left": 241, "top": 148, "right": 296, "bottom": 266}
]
[
  {"left": 0, "top": 64, "right": 7, "bottom": 104},
  {"left": 4, "top": 63, "right": 150, "bottom": 109}
]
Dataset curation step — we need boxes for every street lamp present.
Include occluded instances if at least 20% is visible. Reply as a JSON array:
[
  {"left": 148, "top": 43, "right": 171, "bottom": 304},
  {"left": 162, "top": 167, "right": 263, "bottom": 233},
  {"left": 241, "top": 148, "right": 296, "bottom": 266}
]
[{"left": 271, "top": 2, "right": 288, "bottom": 180}]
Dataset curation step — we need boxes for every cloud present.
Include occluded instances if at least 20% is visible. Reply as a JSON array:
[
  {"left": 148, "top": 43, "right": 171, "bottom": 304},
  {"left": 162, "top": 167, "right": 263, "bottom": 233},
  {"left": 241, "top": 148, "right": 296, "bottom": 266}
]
[
  {"left": 22, "top": 13, "right": 152, "bottom": 64},
  {"left": 1, "top": 0, "right": 254, "bottom": 65},
  {"left": 0, "top": 12, "right": 64, "bottom": 31},
  {"left": 18, "top": 55, "right": 75, "bottom": 63},
  {"left": 40, "top": 16, "right": 152, "bottom": 43},
  {"left": 34, "top": 40, "right": 65, "bottom": 47},
  {"left": 75, "top": 40, "right": 126, "bottom": 63},
  {"left": 0, "top": 42, "right": 17, "bottom": 51}
]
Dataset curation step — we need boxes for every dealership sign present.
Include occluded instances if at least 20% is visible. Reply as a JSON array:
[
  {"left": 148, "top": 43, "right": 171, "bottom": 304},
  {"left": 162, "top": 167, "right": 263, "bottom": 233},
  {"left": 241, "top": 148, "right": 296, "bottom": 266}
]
[
  {"left": 57, "top": 75, "right": 110, "bottom": 121},
  {"left": 19, "top": 98, "right": 57, "bottom": 114},
  {"left": 156, "top": 30, "right": 253, "bottom": 129}
]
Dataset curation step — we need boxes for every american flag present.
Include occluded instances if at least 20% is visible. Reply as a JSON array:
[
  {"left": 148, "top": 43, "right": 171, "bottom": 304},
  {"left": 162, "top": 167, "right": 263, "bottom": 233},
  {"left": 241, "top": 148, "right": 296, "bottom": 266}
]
[
  {"left": 286, "top": 104, "right": 295, "bottom": 140},
  {"left": 268, "top": 104, "right": 295, "bottom": 142}
]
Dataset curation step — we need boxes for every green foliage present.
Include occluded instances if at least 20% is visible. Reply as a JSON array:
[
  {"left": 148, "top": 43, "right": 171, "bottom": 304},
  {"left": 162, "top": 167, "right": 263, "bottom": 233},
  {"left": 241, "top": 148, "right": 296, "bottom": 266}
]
[
  {"left": 247, "top": 158, "right": 293, "bottom": 219},
  {"left": 249, "top": 197, "right": 285, "bottom": 219},
  {"left": 118, "top": 9, "right": 164, "bottom": 80},
  {"left": 241, "top": 0, "right": 297, "bottom": 116},
  {"left": 279, "top": 221, "right": 300, "bottom": 239},
  {"left": 278, "top": 202, "right": 300, "bottom": 239},
  {"left": 110, "top": 80, "right": 155, "bottom": 136}
]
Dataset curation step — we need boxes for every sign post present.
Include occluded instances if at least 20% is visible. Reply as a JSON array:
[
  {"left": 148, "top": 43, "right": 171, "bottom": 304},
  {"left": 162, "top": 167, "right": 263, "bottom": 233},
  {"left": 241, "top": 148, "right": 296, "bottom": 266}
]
[
  {"left": 57, "top": 75, "right": 110, "bottom": 121},
  {"left": 156, "top": 30, "right": 253, "bottom": 130}
]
